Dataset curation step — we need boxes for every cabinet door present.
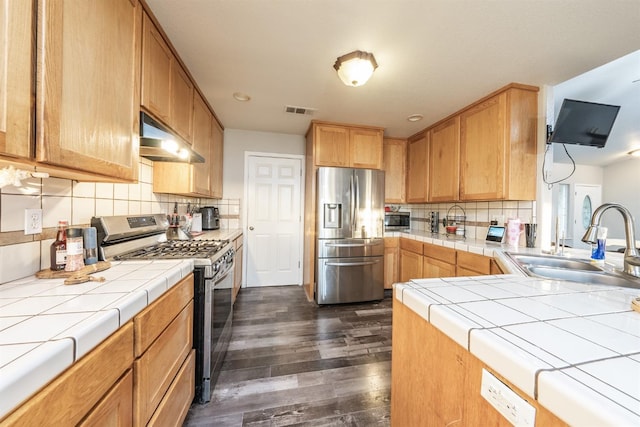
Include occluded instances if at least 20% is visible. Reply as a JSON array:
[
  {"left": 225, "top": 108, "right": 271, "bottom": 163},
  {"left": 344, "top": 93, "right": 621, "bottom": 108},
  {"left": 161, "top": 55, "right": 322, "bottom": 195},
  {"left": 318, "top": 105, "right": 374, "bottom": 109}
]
[
  {"left": 384, "top": 237, "right": 399, "bottom": 289},
  {"left": 141, "top": 11, "right": 172, "bottom": 124},
  {"left": 383, "top": 138, "right": 406, "bottom": 203},
  {"left": 350, "top": 128, "right": 383, "bottom": 169},
  {"left": 429, "top": 117, "right": 460, "bottom": 202},
  {"left": 211, "top": 119, "right": 224, "bottom": 199},
  {"left": 400, "top": 249, "right": 423, "bottom": 282},
  {"left": 192, "top": 93, "right": 213, "bottom": 196},
  {"left": 170, "top": 63, "right": 194, "bottom": 143},
  {"left": 459, "top": 93, "right": 506, "bottom": 200},
  {"left": 0, "top": 0, "right": 33, "bottom": 160},
  {"left": 79, "top": 370, "right": 133, "bottom": 427},
  {"left": 36, "top": 0, "right": 140, "bottom": 181},
  {"left": 423, "top": 257, "right": 455, "bottom": 278},
  {"left": 406, "top": 133, "right": 429, "bottom": 203},
  {"left": 314, "top": 125, "right": 349, "bottom": 167}
]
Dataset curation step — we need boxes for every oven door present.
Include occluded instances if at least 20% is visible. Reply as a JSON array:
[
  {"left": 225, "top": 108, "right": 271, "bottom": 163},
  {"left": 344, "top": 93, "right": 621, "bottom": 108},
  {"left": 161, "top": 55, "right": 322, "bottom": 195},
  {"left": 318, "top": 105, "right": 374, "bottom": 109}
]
[{"left": 207, "top": 262, "right": 234, "bottom": 401}]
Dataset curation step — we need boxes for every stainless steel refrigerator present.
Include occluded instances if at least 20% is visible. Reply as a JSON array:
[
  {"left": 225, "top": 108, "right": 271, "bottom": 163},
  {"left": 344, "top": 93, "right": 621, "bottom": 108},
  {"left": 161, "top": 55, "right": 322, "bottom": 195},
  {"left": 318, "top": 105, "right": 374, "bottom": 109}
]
[{"left": 315, "top": 167, "right": 385, "bottom": 304}]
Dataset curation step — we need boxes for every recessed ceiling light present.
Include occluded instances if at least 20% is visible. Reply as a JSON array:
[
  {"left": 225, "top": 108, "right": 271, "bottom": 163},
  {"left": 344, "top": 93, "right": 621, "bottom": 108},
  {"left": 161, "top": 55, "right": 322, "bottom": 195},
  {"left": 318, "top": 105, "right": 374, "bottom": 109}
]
[
  {"left": 233, "top": 92, "right": 251, "bottom": 102},
  {"left": 407, "top": 114, "right": 423, "bottom": 122}
]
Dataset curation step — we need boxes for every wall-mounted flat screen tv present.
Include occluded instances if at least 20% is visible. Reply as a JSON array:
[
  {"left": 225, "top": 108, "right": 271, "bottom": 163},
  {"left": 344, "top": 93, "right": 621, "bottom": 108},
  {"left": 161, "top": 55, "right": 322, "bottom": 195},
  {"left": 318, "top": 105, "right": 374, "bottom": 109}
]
[{"left": 549, "top": 99, "right": 621, "bottom": 148}]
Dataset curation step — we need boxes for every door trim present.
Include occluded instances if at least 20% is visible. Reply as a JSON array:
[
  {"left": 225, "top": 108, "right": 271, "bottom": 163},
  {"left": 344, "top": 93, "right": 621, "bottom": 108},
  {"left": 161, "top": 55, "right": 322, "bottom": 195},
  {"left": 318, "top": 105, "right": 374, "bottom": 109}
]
[{"left": 243, "top": 151, "right": 305, "bottom": 287}]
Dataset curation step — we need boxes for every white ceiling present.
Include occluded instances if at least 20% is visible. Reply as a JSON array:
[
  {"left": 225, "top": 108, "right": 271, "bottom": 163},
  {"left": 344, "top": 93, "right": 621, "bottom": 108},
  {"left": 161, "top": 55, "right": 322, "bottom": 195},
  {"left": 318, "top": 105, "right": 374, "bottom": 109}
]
[{"left": 145, "top": 0, "right": 640, "bottom": 151}]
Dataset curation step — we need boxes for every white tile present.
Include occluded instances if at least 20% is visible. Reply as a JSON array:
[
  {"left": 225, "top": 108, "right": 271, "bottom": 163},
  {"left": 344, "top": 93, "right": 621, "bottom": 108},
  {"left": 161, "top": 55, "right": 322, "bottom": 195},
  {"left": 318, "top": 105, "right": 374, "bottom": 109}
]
[
  {"left": 44, "top": 293, "right": 130, "bottom": 314},
  {"left": 113, "top": 183, "right": 129, "bottom": 200},
  {"left": 128, "top": 200, "right": 141, "bottom": 215},
  {"left": 40, "top": 239, "right": 53, "bottom": 270},
  {"left": 538, "top": 364, "right": 640, "bottom": 427},
  {"left": 0, "top": 178, "right": 42, "bottom": 195},
  {"left": 141, "top": 183, "right": 153, "bottom": 201},
  {"left": 0, "top": 312, "right": 90, "bottom": 347},
  {"left": 430, "top": 304, "right": 484, "bottom": 348},
  {"left": 53, "top": 310, "right": 119, "bottom": 359},
  {"left": 72, "top": 197, "right": 95, "bottom": 225},
  {"left": 461, "top": 283, "right": 520, "bottom": 300},
  {"left": 103, "top": 290, "right": 148, "bottom": 324},
  {"left": 144, "top": 276, "right": 169, "bottom": 303},
  {"left": 503, "top": 322, "right": 617, "bottom": 364},
  {"left": 114, "top": 200, "right": 128, "bottom": 215},
  {"left": 455, "top": 300, "right": 537, "bottom": 326},
  {"left": 401, "top": 289, "right": 436, "bottom": 322},
  {"left": 1, "top": 194, "right": 40, "bottom": 232},
  {"left": 532, "top": 290, "right": 630, "bottom": 316},
  {"left": 95, "top": 183, "right": 114, "bottom": 199},
  {"left": 72, "top": 182, "right": 95, "bottom": 198},
  {"left": 589, "top": 311, "right": 640, "bottom": 338},
  {"left": 42, "top": 177, "right": 72, "bottom": 196},
  {"left": 0, "top": 342, "right": 39, "bottom": 367},
  {"left": 0, "top": 242, "right": 41, "bottom": 284},
  {"left": 0, "top": 296, "right": 79, "bottom": 318},
  {"left": 140, "top": 162, "right": 152, "bottom": 184},
  {"left": 421, "top": 284, "right": 487, "bottom": 304},
  {"left": 95, "top": 198, "right": 114, "bottom": 217},
  {"left": 470, "top": 329, "right": 553, "bottom": 397},
  {"left": 548, "top": 316, "right": 640, "bottom": 354},
  {"left": 128, "top": 182, "right": 141, "bottom": 200},
  {"left": 42, "top": 196, "right": 72, "bottom": 228},
  {"left": 0, "top": 339, "right": 74, "bottom": 418},
  {"left": 497, "top": 297, "right": 575, "bottom": 320}
]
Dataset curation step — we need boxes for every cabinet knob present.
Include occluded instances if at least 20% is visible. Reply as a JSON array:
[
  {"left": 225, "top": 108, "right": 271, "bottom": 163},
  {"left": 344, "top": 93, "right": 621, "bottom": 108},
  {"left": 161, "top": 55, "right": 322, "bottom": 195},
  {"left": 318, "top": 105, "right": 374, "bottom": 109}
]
[{"left": 249, "top": 226, "right": 254, "bottom": 230}]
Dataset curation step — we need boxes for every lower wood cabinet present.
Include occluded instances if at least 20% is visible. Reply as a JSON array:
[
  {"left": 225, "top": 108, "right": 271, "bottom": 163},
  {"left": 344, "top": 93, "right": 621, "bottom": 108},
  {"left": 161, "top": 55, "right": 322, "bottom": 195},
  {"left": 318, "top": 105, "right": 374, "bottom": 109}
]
[
  {"left": 0, "top": 273, "right": 195, "bottom": 427},
  {"left": 399, "top": 238, "right": 423, "bottom": 282},
  {"left": 384, "top": 237, "right": 399, "bottom": 289},
  {"left": 1, "top": 323, "right": 134, "bottom": 426},
  {"left": 423, "top": 243, "right": 456, "bottom": 278},
  {"left": 456, "top": 250, "right": 491, "bottom": 276},
  {"left": 392, "top": 300, "right": 568, "bottom": 426}
]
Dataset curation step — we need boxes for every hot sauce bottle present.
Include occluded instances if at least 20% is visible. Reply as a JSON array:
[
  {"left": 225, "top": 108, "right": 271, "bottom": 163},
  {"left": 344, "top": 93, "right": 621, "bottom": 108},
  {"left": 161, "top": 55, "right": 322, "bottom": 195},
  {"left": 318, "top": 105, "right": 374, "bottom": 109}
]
[{"left": 50, "top": 220, "right": 68, "bottom": 271}]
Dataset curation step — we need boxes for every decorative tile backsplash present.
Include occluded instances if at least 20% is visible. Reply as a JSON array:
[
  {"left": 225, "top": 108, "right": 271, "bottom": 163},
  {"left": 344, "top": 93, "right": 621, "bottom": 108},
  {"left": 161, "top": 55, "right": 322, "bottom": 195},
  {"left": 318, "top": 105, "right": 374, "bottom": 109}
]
[
  {"left": 0, "top": 159, "right": 240, "bottom": 284},
  {"left": 390, "top": 200, "right": 536, "bottom": 241}
]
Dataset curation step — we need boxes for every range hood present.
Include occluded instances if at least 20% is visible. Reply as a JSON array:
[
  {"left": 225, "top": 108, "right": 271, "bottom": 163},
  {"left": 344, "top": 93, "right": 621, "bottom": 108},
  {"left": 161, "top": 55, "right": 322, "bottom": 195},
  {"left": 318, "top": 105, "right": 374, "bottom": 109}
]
[{"left": 139, "top": 112, "right": 205, "bottom": 163}]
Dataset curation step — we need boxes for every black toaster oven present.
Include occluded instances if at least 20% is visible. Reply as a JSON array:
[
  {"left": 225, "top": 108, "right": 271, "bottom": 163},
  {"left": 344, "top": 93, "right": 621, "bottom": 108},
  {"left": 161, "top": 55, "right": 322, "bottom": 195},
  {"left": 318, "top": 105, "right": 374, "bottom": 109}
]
[{"left": 384, "top": 212, "right": 410, "bottom": 231}]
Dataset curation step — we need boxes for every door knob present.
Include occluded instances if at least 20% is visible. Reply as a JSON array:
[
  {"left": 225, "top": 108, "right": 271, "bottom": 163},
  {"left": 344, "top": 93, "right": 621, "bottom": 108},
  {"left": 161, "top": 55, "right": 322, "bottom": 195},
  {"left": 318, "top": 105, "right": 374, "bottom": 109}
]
[{"left": 249, "top": 226, "right": 254, "bottom": 230}]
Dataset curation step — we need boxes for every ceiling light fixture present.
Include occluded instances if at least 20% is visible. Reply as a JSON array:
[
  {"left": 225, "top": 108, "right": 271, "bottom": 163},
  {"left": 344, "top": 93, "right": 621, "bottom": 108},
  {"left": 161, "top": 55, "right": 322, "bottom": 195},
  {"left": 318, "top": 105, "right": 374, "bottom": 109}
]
[
  {"left": 333, "top": 50, "right": 378, "bottom": 87},
  {"left": 407, "top": 114, "right": 424, "bottom": 122},
  {"left": 233, "top": 92, "right": 251, "bottom": 102},
  {"left": 628, "top": 148, "right": 640, "bottom": 157}
]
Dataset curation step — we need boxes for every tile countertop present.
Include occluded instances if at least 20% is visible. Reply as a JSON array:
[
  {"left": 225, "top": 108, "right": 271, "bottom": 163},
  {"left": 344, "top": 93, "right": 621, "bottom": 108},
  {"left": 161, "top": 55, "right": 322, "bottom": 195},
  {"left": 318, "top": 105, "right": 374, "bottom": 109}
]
[
  {"left": 191, "top": 228, "right": 242, "bottom": 242},
  {"left": 393, "top": 230, "right": 640, "bottom": 426},
  {"left": 0, "top": 259, "right": 194, "bottom": 419}
]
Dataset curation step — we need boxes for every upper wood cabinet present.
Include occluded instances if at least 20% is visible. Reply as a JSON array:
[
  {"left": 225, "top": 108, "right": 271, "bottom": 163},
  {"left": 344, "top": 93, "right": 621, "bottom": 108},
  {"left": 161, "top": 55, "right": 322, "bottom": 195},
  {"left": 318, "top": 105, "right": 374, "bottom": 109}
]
[
  {"left": 383, "top": 138, "right": 406, "bottom": 203},
  {"left": 406, "top": 132, "right": 429, "bottom": 203},
  {"left": 170, "top": 64, "right": 194, "bottom": 143},
  {"left": 141, "top": 11, "right": 171, "bottom": 124},
  {"left": 211, "top": 119, "right": 224, "bottom": 198},
  {"left": 459, "top": 84, "right": 538, "bottom": 201},
  {"left": 0, "top": 0, "right": 34, "bottom": 162},
  {"left": 153, "top": 92, "right": 224, "bottom": 198},
  {"left": 428, "top": 117, "right": 460, "bottom": 202},
  {"left": 141, "top": 11, "right": 194, "bottom": 144},
  {"left": 311, "top": 122, "right": 384, "bottom": 169},
  {"left": 33, "top": 0, "right": 141, "bottom": 181}
]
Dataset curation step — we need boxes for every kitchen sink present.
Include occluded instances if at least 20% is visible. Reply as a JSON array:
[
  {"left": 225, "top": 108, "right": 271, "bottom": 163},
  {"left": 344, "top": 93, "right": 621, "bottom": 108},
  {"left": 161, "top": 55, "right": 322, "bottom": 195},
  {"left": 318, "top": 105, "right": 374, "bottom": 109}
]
[{"left": 505, "top": 252, "right": 640, "bottom": 290}]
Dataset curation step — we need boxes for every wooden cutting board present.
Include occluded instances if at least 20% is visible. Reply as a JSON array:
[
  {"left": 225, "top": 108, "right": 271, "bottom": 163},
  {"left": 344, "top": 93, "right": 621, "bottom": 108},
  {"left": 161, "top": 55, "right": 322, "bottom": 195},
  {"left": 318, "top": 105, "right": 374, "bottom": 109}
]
[
  {"left": 632, "top": 297, "right": 640, "bottom": 314},
  {"left": 35, "top": 261, "right": 111, "bottom": 279}
]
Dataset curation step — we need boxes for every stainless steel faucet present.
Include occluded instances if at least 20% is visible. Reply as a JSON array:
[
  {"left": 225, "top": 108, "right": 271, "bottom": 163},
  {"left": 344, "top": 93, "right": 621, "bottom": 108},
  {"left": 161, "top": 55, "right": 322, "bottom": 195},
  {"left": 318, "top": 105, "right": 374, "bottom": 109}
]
[{"left": 582, "top": 203, "right": 640, "bottom": 278}]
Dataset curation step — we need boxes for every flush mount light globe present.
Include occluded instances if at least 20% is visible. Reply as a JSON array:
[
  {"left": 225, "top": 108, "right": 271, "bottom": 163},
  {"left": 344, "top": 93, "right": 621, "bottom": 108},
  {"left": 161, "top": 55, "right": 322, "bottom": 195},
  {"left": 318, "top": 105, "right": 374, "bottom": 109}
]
[
  {"left": 333, "top": 50, "right": 378, "bottom": 87},
  {"left": 407, "top": 114, "right": 424, "bottom": 122},
  {"left": 233, "top": 92, "right": 251, "bottom": 102}
]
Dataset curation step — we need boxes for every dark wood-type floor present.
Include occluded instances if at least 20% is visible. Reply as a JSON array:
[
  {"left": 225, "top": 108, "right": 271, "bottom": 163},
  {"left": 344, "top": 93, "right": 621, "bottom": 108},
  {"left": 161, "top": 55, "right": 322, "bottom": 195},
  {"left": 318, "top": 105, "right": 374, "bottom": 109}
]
[{"left": 184, "top": 286, "right": 392, "bottom": 426}]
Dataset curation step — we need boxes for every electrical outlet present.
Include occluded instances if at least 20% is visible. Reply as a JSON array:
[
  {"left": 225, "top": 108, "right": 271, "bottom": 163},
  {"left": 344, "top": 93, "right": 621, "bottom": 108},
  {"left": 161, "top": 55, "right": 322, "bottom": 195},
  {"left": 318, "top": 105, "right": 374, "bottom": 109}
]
[
  {"left": 480, "top": 369, "right": 536, "bottom": 427},
  {"left": 24, "top": 209, "right": 43, "bottom": 235}
]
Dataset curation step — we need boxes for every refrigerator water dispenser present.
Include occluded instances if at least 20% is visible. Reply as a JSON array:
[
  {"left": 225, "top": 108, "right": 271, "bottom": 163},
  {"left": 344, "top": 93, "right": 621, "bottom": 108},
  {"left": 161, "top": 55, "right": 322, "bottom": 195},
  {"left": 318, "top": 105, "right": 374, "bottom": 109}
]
[{"left": 323, "top": 204, "right": 342, "bottom": 228}]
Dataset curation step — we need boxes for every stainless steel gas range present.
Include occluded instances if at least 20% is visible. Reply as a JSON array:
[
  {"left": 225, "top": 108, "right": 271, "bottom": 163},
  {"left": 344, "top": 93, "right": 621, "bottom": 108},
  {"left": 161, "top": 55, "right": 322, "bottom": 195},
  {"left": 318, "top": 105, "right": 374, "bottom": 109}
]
[{"left": 92, "top": 214, "right": 234, "bottom": 403}]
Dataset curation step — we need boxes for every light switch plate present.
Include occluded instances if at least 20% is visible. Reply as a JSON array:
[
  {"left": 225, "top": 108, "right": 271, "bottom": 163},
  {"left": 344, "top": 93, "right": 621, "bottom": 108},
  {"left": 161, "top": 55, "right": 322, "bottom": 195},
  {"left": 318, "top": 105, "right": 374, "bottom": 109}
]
[
  {"left": 480, "top": 369, "right": 536, "bottom": 427},
  {"left": 24, "top": 209, "right": 43, "bottom": 235}
]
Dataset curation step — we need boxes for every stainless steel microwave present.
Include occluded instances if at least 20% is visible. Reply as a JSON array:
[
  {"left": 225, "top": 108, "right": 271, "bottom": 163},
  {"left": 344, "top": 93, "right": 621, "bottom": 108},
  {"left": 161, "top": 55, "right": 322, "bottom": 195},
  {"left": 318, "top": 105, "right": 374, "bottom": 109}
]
[{"left": 384, "top": 212, "right": 410, "bottom": 231}]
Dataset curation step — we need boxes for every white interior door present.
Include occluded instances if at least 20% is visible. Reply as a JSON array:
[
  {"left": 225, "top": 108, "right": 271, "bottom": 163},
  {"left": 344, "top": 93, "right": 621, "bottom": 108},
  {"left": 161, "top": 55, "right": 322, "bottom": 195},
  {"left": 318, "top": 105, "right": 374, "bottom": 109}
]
[
  {"left": 245, "top": 155, "right": 303, "bottom": 287},
  {"left": 571, "top": 184, "right": 601, "bottom": 249}
]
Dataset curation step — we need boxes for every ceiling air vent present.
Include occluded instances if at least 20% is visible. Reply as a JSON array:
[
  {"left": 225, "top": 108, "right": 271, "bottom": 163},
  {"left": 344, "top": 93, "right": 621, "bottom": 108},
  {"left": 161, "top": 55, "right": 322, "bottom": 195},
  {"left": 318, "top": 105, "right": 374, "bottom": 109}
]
[{"left": 284, "top": 105, "right": 316, "bottom": 115}]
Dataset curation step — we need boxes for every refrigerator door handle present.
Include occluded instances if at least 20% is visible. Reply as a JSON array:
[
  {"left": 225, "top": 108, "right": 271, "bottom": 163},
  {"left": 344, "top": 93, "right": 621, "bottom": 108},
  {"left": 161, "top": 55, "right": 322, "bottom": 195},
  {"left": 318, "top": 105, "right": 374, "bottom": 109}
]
[
  {"left": 325, "top": 242, "right": 382, "bottom": 248},
  {"left": 350, "top": 173, "right": 356, "bottom": 235},
  {"left": 354, "top": 173, "right": 360, "bottom": 233},
  {"left": 325, "top": 260, "right": 381, "bottom": 267}
]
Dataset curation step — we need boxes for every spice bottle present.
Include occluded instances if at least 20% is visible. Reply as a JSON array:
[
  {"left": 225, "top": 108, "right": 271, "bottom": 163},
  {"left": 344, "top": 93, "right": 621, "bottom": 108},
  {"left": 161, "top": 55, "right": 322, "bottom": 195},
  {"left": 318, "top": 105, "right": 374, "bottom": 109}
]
[
  {"left": 50, "top": 220, "right": 68, "bottom": 271},
  {"left": 64, "top": 227, "right": 85, "bottom": 272}
]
